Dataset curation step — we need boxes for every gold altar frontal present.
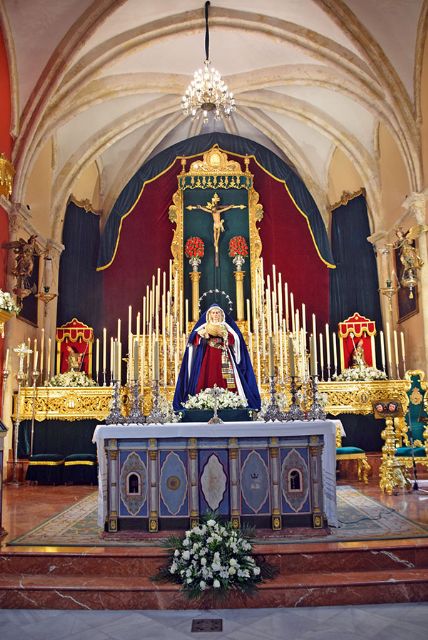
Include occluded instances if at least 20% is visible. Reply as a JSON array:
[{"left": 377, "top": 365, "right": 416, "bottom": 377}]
[{"left": 13, "top": 379, "right": 410, "bottom": 495}]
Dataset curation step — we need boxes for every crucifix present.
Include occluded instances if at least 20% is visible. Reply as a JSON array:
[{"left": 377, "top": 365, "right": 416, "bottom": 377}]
[{"left": 186, "top": 193, "right": 246, "bottom": 266}]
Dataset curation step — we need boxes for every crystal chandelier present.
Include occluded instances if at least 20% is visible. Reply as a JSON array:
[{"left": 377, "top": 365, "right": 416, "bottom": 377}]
[{"left": 181, "top": 2, "right": 235, "bottom": 123}]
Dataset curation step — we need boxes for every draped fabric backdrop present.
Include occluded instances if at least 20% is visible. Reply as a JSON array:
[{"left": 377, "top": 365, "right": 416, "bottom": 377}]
[
  {"left": 57, "top": 201, "right": 103, "bottom": 345},
  {"left": 329, "top": 194, "right": 382, "bottom": 331},
  {"left": 100, "top": 134, "right": 333, "bottom": 338}
]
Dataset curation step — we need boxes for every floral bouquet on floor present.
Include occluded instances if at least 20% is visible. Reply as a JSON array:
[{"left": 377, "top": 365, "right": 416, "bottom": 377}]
[{"left": 154, "top": 514, "right": 276, "bottom": 600}]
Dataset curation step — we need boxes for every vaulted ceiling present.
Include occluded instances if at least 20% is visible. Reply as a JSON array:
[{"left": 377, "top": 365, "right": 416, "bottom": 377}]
[{"left": 2, "top": 0, "right": 427, "bottom": 232}]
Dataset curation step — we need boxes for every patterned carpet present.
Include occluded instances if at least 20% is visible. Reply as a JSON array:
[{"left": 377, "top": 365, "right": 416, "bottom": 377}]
[{"left": 8, "top": 486, "right": 428, "bottom": 547}]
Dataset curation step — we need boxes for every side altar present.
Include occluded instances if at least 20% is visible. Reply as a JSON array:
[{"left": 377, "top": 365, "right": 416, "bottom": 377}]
[{"left": 92, "top": 420, "right": 337, "bottom": 533}]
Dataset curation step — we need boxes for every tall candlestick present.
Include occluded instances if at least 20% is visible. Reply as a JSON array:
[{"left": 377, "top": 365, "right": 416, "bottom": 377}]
[
  {"left": 117, "top": 318, "right": 121, "bottom": 343},
  {"left": 110, "top": 337, "right": 114, "bottom": 378},
  {"left": 310, "top": 335, "right": 317, "bottom": 376},
  {"left": 268, "top": 336, "right": 274, "bottom": 376},
  {"left": 118, "top": 341, "right": 122, "bottom": 382},
  {"left": 133, "top": 339, "right": 139, "bottom": 381},
  {"left": 5, "top": 347, "right": 9, "bottom": 370},
  {"left": 153, "top": 339, "right": 159, "bottom": 381},
  {"left": 34, "top": 350, "right": 38, "bottom": 372},
  {"left": 288, "top": 337, "right": 295, "bottom": 377},
  {"left": 27, "top": 337, "right": 31, "bottom": 372},
  {"left": 325, "top": 323, "right": 330, "bottom": 368},
  {"left": 136, "top": 313, "right": 141, "bottom": 341},
  {"left": 33, "top": 338, "right": 38, "bottom": 371}
]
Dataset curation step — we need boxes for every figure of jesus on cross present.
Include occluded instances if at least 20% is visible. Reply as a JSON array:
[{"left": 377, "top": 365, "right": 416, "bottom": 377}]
[{"left": 186, "top": 193, "right": 246, "bottom": 266}]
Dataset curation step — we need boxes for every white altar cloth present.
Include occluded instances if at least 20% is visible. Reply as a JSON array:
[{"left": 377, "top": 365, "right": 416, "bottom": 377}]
[{"left": 93, "top": 419, "right": 338, "bottom": 528}]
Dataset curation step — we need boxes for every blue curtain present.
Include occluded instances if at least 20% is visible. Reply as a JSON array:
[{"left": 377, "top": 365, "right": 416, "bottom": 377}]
[
  {"left": 329, "top": 194, "right": 382, "bottom": 332},
  {"left": 98, "top": 133, "right": 334, "bottom": 269},
  {"left": 57, "top": 201, "right": 103, "bottom": 335}
]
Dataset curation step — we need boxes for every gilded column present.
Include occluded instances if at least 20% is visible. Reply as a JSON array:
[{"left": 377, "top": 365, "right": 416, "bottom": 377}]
[
  {"left": 309, "top": 435, "right": 324, "bottom": 528},
  {"left": 269, "top": 437, "right": 281, "bottom": 530},
  {"left": 148, "top": 438, "right": 159, "bottom": 532},
  {"left": 228, "top": 438, "right": 240, "bottom": 528},
  {"left": 234, "top": 271, "right": 245, "bottom": 321},
  {"left": 189, "top": 271, "right": 201, "bottom": 322},
  {"left": 107, "top": 439, "right": 118, "bottom": 532},
  {"left": 188, "top": 438, "right": 199, "bottom": 528}
]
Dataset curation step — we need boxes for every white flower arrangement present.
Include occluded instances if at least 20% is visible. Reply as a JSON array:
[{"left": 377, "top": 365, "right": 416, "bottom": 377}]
[
  {"left": 183, "top": 387, "right": 245, "bottom": 410},
  {"left": 155, "top": 514, "right": 274, "bottom": 599},
  {"left": 332, "top": 365, "right": 387, "bottom": 382},
  {"left": 0, "top": 289, "right": 20, "bottom": 314},
  {"left": 47, "top": 371, "right": 98, "bottom": 387}
]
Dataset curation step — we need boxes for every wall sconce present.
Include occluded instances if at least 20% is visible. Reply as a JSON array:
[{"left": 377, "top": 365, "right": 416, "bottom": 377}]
[{"left": 36, "top": 253, "right": 57, "bottom": 311}]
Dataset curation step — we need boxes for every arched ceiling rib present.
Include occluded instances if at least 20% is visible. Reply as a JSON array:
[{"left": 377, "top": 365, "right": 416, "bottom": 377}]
[{"left": 1, "top": 0, "right": 424, "bottom": 236}]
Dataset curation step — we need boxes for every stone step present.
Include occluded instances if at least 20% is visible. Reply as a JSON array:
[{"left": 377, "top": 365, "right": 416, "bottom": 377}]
[
  {"left": 0, "top": 568, "right": 427, "bottom": 609},
  {"left": 1, "top": 540, "right": 428, "bottom": 577}
]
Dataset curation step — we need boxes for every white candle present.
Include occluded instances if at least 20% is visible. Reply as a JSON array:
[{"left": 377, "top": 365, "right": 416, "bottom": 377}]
[
  {"left": 110, "top": 337, "right": 114, "bottom": 378},
  {"left": 117, "top": 318, "right": 121, "bottom": 343},
  {"left": 393, "top": 330, "right": 399, "bottom": 378},
  {"left": 34, "top": 350, "right": 38, "bottom": 372},
  {"left": 310, "top": 335, "right": 317, "bottom": 376},
  {"left": 96, "top": 338, "right": 99, "bottom": 377},
  {"left": 103, "top": 328, "right": 107, "bottom": 371},
  {"left": 312, "top": 314, "right": 317, "bottom": 367},
  {"left": 40, "top": 329, "right": 45, "bottom": 379},
  {"left": 5, "top": 347, "right": 9, "bottom": 370},
  {"left": 284, "top": 282, "right": 289, "bottom": 331},
  {"left": 133, "top": 339, "right": 139, "bottom": 381},
  {"left": 295, "top": 308, "right": 300, "bottom": 334},
  {"left": 319, "top": 332, "right": 324, "bottom": 377},
  {"left": 33, "top": 338, "right": 37, "bottom": 371},
  {"left": 278, "top": 273, "right": 283, "bottom": 321},
  {"left": 325, "top": 323, "right": 330, "bottom": 368},
  {"left": 47, "top": 338, "right": 51, "bottom": 380},
  {"left": 386, "top": 322, "right": 392, "bottom": 377},
  {"left": 290, "top": 293, "right": 295, "bottom": 333},
  {"left": 400, "top": 332, "right": 406, "bottom": 365},
  {"left": 136, "top": 313, "right": 141, "bottom": 341},
  {"left": 288, "top": 337, "right": 295, "bottom": 376},
  {"left": 246, "top": 298, "right": 251, "bottom": 333},
  {"left": 301, "top": 303, "right": 306, "bottom": 337},
  {"left": 332, "top": 331, "right": 337, "bottom": 371}
]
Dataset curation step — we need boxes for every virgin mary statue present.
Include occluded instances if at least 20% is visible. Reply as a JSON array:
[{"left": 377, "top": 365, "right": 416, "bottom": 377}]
[{"left": 173, "top": 305, "right": 261, "bottom": 411}]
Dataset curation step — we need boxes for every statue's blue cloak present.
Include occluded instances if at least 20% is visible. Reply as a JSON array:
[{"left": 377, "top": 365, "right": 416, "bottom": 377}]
[{"left": 173, "top": 306, "right": 261, "bottom": 411}]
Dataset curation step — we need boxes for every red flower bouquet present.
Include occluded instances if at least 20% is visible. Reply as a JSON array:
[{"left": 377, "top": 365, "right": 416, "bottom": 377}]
[
  {"left": 229, "top": 236, "right": 248, "bottom": 258},
  {"left": 185, "top": 236, "right": 205, "bottom": 259}
]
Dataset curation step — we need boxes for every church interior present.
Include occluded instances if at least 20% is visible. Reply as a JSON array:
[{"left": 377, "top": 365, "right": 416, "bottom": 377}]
[{"left": 0, "top": 0, "right": 428, "bottom": 631}]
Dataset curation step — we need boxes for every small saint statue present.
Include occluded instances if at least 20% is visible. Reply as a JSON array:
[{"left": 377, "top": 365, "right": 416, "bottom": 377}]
[{"left": 186, "top": 193, "right": 246, "bottom": 266}]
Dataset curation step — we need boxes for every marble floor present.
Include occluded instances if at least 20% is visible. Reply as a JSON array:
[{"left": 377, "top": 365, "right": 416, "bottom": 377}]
[{"left": 0, "top": 603, "right": 427, "bottom": 639}]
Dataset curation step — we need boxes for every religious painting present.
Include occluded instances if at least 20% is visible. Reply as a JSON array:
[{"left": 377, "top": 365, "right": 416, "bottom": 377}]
[{"left": 395, "top": 246, "right": 418, "bottom": 322}]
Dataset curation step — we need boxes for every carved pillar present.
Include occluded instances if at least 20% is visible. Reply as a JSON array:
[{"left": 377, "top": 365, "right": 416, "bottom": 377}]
[
  {"left": 107, "top": 439, "right": 119, "bottom": 532},
  {"left": 402, "top": 192, "right": 428, "bottom": 369},
  {"left": 228, "top": 438, "right": 240, "bottom": 529},
  {"left": 269, "top": 437, "right": 281, "bottom": 530},
  {"left": 233, "top": 271, "right": 245, "bottom": 321},
  {"left": 188, "top": 438, "right": 199, "bottom": 528},
  {"left": 189, "top": 271, "right": 201, "bottom": 322},
  {"left": 148, "top": 438, "right": 159, "bottom": 532}
]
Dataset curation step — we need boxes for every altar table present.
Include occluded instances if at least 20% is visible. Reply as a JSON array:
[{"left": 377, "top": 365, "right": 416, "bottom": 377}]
[{"left": 93, "top": 420, "right": 338, "bottom": 532}]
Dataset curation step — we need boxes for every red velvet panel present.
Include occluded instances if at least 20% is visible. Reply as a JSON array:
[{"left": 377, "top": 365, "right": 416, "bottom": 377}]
[{"left": 102, "top": 153, "right": 330, "bottom": 333}]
